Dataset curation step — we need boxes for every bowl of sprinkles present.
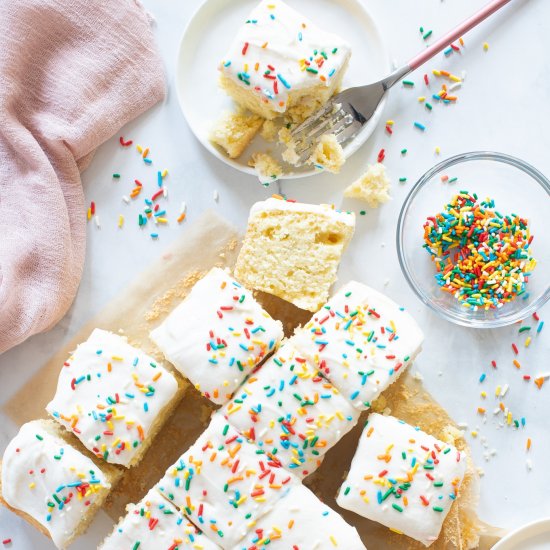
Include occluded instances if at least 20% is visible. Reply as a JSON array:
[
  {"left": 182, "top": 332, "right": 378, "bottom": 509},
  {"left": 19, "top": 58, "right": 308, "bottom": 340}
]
[{"left": 397, "top": 151, "right": 550, "bottom": 327}]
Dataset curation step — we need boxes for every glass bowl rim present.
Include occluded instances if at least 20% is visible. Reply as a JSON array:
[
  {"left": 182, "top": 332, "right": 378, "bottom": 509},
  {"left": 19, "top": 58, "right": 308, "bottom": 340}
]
[{"left": 396, "top": 150, "right": 550, "bottom": 328}]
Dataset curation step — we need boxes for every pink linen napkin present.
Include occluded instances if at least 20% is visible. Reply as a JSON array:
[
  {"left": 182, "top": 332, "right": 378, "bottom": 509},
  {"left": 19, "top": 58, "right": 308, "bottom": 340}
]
[{"left": 0, "top": 0, "right": 166, "bottom": 354}]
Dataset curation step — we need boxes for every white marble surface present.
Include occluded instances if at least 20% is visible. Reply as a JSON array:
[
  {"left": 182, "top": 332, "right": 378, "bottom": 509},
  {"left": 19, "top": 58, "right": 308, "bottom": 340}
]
[{"left": 1, "top": 0, "right": 549, "bottom": 548}]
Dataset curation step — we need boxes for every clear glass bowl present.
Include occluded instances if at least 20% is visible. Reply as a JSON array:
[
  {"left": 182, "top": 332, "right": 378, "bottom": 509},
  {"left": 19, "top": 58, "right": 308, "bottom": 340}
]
[{"left": 396, "top": 151, "right": 550, "bottom": 328}]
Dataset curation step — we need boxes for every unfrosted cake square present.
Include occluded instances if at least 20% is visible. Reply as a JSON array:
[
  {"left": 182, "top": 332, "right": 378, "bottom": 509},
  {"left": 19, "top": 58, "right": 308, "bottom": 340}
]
[
  {"left": 234, "top": 197, "right": 355, "bottom": 312},
  {"left": 235, "top": 483, "right": 365, "bottom": 549},
  {"left": 156, "top": 414, "right": 300, "bottom": 548},
  {"left": 337, "top": 413, "right": 466, "bottom": 547},
  {"left": 219, "top": 0, "right": 351, "bottom": 122},
  {"left": 100, "top": 488, "right": 220, "bottom": 550},
  {"left": 0, "top": 420, "right": 119, "bottom": 549},
  {"left": 292, "top": 281, "right": 424, "bottom": 409},
  {"left": 46, "top": 329, "right": 183, "bottom": 467},
  {"left": 150, "top": 267, "right": 284, "bottom": 405},
  {"left": 224, "top": 342, "right": 359, "bottom": 478}
]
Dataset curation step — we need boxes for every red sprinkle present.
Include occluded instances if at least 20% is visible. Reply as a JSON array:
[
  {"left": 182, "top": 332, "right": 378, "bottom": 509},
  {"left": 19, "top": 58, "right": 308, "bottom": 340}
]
[
  {"left": 385, "top": 125, "right": 393, "bottom": 135},
  {"left": 512, "top": 343, "right": 519, "bottom": 355},
  {"left": 242, "top": 42, "right": 249, "bottom": 55},
  {"left": 377, "top": 148, "right": 385, "bottom": 163},
  {"left": 119, "top": 136, "right": 133, "bottom": 147},
  {"left": 424, "top": 73, "right": 429, "bottom": 85}
]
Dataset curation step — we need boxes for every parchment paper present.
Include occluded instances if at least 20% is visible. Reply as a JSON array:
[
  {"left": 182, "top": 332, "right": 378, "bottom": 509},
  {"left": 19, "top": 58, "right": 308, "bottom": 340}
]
[{"left": 3, "top": 210, "right": 504, "bottom": 549}]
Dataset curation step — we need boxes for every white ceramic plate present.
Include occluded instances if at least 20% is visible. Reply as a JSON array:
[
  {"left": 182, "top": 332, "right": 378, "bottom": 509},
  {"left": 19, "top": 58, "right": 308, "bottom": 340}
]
[
  {"left": 493, "top": 518, "right": 550, "bottom": 550},
  {"left": 176, "top": 0, "right": 390, "bottom": 179}
]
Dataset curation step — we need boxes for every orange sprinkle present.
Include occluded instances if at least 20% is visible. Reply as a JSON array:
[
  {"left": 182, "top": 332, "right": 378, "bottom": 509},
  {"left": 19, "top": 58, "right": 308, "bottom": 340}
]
[
  {"left": 513, "top": 359, "right": 521, "bottom": 369},
  {"left": 142, "top": 147, "right": 150, "bottom": 159},
  {"left": 526, "top": 438, "right": 532, "bottom": 451},
  {"left": 534, "top": 377, "right": 545, "bottom": 389},
  {"left": 137, "top": 425, "right": 145, "bottom": 441}
]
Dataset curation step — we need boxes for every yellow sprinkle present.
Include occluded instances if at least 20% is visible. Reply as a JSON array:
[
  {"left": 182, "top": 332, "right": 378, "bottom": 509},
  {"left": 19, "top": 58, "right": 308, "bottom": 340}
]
[
  {"left": 136, "top": 145, "right": 143, "bottom": 153},
  {"left": 386, "top": 120, "right": 394, "bottom": 126},
  {"left": 471, "top": 431, "right": 478, "bottom": 438},
  {"left": 418, "top": 96, "right": 425, "bottom": 102},
  {"left": 161, "top": 169, "right": 168, "bottom": 178},
  {"left": 525, "top": 337, "right": 531, "bottom": 348},
  {"left": 483, "top": 42, "right": 489, "bottom": 51},
  {"left": 29, "top": 482, "right": 36, "bottom": 489},
  {"left": 156, "top": 217, "right": 168, "bottom": 224},
  {"left": 435, "top": 146, "right": 441, "bottom": 154},
  {"left": 330, "top": 535, "right": 338, "bottom": 546},
  {"left": 432, "top": 69, "right": 441, "bottom": 76},
  {"left": 480, "top": 391, "right": 487, "bottom": 398},
  {"left": 449, "top": 74, "right": 461, "bottom": 82},
  {"left": 118, "top": 215, "right": 124, "bottom": 228}
]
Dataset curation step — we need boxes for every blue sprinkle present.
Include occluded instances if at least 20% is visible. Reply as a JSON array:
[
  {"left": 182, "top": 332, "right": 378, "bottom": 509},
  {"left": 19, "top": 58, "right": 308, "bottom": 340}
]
[
  {"left": 277, "top": 73, "right": 291, "bottom": 89},
  {"left": 414, "top": 121, "right": 426, "bottom": 131}
]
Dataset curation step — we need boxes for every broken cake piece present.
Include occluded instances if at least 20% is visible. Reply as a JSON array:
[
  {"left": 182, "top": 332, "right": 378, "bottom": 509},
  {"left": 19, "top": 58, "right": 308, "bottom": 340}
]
[
  {"left": 46, "top": 329, "right": 183, "bottom": 467},
  {"left": 224, "top": 342, "right": 360, "bottom": 478},
  {"left": 150, "top": 267, "right": 284, "bottom": 405},
  {"left": 210, "top": 110, "right": 264, "bottom": 159},
  {"left": 344, "top": 163, "right": 391, "bottom": 207},
  {"left": 337, "top": 413, "right": 466, "bottom": 547},
  {"left": 234, "top": 197, "right": 355, "bottom": 312},
  {"left": 292, "top": 281, "right": 424, "bottom": 409}
]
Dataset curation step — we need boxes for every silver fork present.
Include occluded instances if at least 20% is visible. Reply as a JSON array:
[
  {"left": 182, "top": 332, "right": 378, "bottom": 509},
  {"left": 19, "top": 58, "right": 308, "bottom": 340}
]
[{"left": 290, "top": 0, "right": 511, "bottom": 166}]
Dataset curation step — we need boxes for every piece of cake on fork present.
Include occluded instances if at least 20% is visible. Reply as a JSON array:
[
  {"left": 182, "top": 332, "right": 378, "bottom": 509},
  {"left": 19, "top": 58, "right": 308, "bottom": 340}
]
[
  {"left": 337, "top": 413, "right": 466, "bottom": 547},
  {"left": 150, "top": 267, "right": 284, "bottom": 405},
  {"left": 218, "top": 0, "right": 351, "bottom": 123},
  {"left": 234, "top": 197, "right": 355, "bottom": 312},
  {"left": 0, "top": 420, "right": 120, "bottom": 549},
  {"left": 46, "top": 329, "right": 184, "bottom": 467},
  {"left": 292, "top": 281, "right": 424, "bottom": 409},
  {"left": 224, "top": 342, "right": 360, "bottom": 478}
]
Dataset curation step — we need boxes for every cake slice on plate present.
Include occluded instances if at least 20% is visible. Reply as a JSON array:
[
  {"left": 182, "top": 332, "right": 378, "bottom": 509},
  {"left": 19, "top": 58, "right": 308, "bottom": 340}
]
[
  {"left": 156, "top": 414, "right": 300, "bottom": 548},
  {"left": 46, "top": 329, "right": 184, "bottom": 467},
  {"left": 234, "top": 197, "right": 355, "bottom": 312},
  {"left": 150, "top": 267, "right": 284, "bottom": 405},
  {"left": 235, "top": 483, "right": 366, "bottom": 549},
  {"left": 224, "top": 342, "right": 360, "bottom": 478},
  {"left": 0, "top": 420, "right": 119, "bottom": 549},
  {"left": 219, "top": 0, "right": 351, "bottom": 122},
  {"left": 337, "top": 413, "right": 466, "bottom": 547},
  {"left": 100, "top": 488, "right": 220, "bottom": 550},
  {"left": 292, "top": 281, "right": 424, "bottom": 409}
]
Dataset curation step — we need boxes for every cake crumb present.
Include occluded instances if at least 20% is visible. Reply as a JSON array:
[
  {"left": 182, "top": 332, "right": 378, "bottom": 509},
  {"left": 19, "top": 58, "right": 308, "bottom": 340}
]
[
  {"left": 344, "top": 163, "right": 391, "bottom": 207},
  {"left": 260, "top": 119, "right": 279, "bottom": 142},
  {"left": 249, "top": 152, "right": 283, "bottom": 186},
  {"left": 309, "top": 134, "right": 345, "bottom": 173},
  {"left": 210, "top": 110, "right": 263, "bottom": 159}
]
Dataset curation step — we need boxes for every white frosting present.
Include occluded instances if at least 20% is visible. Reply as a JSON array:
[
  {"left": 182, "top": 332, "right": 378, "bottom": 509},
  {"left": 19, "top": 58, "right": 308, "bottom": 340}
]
[
  {"left": 224, "top": 342, "right": 359, "bottom": 478},
  {"left": 235, "top": 483, "right": 366, "bottom": 549},
  {"left": 337, "top": 414, "right": 466, "bottom": 547},
  {"left": 249, "top": 197, "right": 356, "bottom": 227},
  {"left": 100, "top": 488, "right": 220, "bottom": 550},
  {"left": 219, "top": 0, "right": 351, "bottom": 113},
  {"left": 46, "top": 329, "right": 180, "bottom": 467},
  {"left": 1, "top": 421, "right": 111, "bottom": 549},
  {"left": 156, "top": 414, "right": 300, "bottom": 548},
  {"left": 292, "top": 282, "right": 424, "bottom": 409},
  {"left": 150, "top": 267, "right": 284, "bottom": 405}
]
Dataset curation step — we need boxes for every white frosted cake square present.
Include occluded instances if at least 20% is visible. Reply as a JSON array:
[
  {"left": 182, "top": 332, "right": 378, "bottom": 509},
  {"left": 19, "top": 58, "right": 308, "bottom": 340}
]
[
  {"left": 234, "top": 198, "right": 355, "bottom": 312},
  {"left": 292, "top": 282, "right": 424, "bottom": 409},
  {"left": 156, "top": 414, "right": 300, "bottom": 548},
  {"left": 150, "top": 267, "right": 284, "bottom": 405},
  {"left": 100, "top": 488, "right": 220, "bottom": 550},
  {"left": 0, "top": 420, "right": 117, "bottom": 549},
  {"left": 235, "top": 484, "right": 365, "bottom": 549},
  {"left": 219, "top": 0, "right": 351, "bottom": 121},
  {"left": 46, "top": 329, "right": 183, "bottom": 467},
  {"left": 336, "top": 414, "right": 466, "bottom": 547},
  {"left": 224, "top": 342, "right": 360, "bottom": 478}
]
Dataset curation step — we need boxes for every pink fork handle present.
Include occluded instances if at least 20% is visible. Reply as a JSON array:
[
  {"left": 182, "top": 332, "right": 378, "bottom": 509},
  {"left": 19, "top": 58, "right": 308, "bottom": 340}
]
[{"left": 408, "top": 0, "right": 512, "bottom": 71}]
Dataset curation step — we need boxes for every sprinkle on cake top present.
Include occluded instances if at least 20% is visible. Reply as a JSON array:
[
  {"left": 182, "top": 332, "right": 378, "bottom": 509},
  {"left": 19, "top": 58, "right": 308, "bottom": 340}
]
[
  {"left": 1, "top": 421, "right": 111, "bottom": 549},
  {"left": 292, "top": 282, "right": 424, "bottom": 409},
  {"left": 156, "top": 414, "right": 300, "bottom": 548},
  {"left": 46, "top": 329, "right": 180, "bottom": 467},
  {"left": 337, "top": 414, "right": 466, "bottom": 546},
  {"left": 223, "top": 342, "right": 360, "bottom": 478},
  {"left": 150, "top": 267, "right": 283, "bottom": 405},
  {"left": 219, "top": 0, "right": 351, "bottom": 113}
]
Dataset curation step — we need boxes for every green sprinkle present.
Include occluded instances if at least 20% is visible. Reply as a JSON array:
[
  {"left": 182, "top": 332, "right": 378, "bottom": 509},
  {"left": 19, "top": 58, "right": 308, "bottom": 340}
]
[
  {"left": 403, "top": 80, "right": 415, "bottom": 87},
  {"left": 113, "top": 173, "right": 121, "bottom": 179},
  {"left": 35, "top": 434, "right": 43, "bottom": 441},
  {"left": 392, "top": 503, "right": 404, "bottom": 512},
  {"left": 423, "top": 30, "right": 433, "bottom": 40},
  {"left": 433, "top": 506, "right": 444, "bottom": 512},
  {"left": 399, "top": 177, "right": 407, "bottom": 182},
  {"left": 401, "top": 148, "right": 408, "bottom": 155},
  {"left": 360, "top": 210, "right": 366, "bottom": 216},
  {"left": 425, "top": 102, "right": 433, "bottom": 110}
]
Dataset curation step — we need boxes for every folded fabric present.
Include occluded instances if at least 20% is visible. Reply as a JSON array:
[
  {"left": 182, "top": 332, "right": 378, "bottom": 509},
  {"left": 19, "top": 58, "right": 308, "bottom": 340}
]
[{"left": 0, "top": 0, "right": 165, "bottom": 354}]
